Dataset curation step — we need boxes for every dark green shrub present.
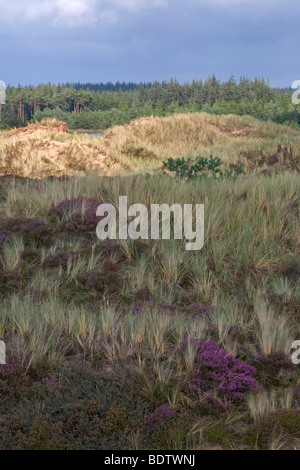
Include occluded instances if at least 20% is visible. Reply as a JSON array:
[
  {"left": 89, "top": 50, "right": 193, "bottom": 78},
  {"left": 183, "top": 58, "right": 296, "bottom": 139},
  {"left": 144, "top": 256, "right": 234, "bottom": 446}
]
[{"left": 163, "top": 155, "right": 243, "bottom": 179}]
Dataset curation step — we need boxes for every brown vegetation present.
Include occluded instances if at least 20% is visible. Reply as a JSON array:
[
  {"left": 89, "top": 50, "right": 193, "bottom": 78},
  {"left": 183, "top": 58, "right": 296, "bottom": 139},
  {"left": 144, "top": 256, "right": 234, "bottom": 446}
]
[{"left": 1, "top": 114, "right": 300, "bottom": 178}]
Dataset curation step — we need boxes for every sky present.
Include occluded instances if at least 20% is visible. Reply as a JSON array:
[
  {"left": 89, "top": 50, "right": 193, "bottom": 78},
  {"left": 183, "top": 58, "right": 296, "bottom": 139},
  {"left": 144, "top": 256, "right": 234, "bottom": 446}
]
[{"left": 0, "top": 0, "right": 299, "bottom": 87}]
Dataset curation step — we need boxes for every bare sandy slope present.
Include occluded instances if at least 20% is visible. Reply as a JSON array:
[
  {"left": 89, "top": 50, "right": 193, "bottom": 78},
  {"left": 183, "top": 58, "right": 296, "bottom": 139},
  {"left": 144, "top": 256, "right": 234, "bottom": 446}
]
[{"left": 0, "top": 119, "right": 115, "bottom": 178}]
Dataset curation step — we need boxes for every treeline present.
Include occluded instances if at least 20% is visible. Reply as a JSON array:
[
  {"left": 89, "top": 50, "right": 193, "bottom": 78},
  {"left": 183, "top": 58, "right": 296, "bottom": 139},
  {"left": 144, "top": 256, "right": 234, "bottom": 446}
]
[
  {"left": 62, "top": 81, "right": 152, "bottom": 92},
  {"left": 0, "top": 75, "right": 298, "bottom": 130}
]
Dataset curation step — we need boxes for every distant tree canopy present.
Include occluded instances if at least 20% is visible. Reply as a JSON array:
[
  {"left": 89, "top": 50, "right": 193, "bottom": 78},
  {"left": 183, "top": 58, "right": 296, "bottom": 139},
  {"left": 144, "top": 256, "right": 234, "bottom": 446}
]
[{"left": 0, "top": 76, "right": 298, "bottom": 130}]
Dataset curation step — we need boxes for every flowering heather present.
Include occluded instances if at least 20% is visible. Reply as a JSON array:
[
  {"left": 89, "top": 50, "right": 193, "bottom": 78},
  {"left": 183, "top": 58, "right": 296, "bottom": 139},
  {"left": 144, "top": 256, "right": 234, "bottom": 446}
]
[
  {"left": 1, "top": 218, "right": 49, "bottom": 244},
  {"left": 185, "top": 302, "right": 213, "bottom": 317},
  {"left": 268, "top": 153, "right": 279, "bottom": 165},
  {"left": 78, "top": 270, "right": 105, "bottom": 292},
  {"left": 0, "top": 355, "right": 61, "bottom": 404},
  {"left": 53, "top": 197, "right": 96, "bottom": 215},
  {"left": 40, "top": 374, "right": 61, "bottom": 394},
  {"left": 0, "top": 270, "right": 22, "bottom": 293},
  {"left": 131, "top": 305, "right": 143, "bottom": 314},
  {"left": 148, "top": 404, "right": 177, "bottom": 431},
  {"left": 78, "top": 269, "right": 121, "bottom": 295},
  {"left": 254, "top": 351, "right": 292, "bottom": 368},
  {"left": 52, "top": 197, "right": 103, "bottom": 233},
  {"left": 132, "top": 287, "right": 151, "bottom": 302},
  {"left": 43, "top": 251, "right": 78, "bottom": 270},
  {"left": 0, "top": 229, "right": 11, "bottom": 247},
  {"left": 184, "top": 339, "right": 257, "bottom": 407}
]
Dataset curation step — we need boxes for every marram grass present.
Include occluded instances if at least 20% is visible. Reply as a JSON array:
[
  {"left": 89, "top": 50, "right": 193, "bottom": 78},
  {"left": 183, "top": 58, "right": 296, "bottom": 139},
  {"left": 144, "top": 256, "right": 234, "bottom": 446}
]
[{"left": 0, "top": 118, "right": 299, "bottom": 449}]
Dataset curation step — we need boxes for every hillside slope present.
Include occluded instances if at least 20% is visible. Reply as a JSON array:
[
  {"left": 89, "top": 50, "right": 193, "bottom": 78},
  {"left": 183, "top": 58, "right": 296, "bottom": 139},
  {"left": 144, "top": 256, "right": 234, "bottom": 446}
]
[{"left": 0, "top": 114, "right": 300, "bottom": 178}]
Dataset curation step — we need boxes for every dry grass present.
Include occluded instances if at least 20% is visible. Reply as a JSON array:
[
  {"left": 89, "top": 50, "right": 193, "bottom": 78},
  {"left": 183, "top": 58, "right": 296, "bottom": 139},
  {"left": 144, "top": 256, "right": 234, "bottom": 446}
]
[
  {"left": 98, "top": 113, "right": 300, "bottom": 172},
  {"left": 1, "top": 114, "right": 300, "bottom": 178},
  {"left": 0, "top": 119, "right": 119, "bottom": 178}
]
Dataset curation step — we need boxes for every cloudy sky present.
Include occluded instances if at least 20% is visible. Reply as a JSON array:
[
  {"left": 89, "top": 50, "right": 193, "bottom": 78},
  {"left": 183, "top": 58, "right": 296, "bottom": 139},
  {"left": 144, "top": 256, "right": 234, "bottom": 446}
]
[{"left": 0, "top": 0, "right": 299, "bottom": 87}]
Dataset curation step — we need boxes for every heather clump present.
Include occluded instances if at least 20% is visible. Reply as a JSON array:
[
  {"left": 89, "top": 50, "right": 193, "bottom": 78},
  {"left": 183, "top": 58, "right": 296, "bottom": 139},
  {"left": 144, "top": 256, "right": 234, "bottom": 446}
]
[
  {"left": 0, "top": 355, "right": 62, "bottom": 405},
  {"left": 0, "top": 415, "right": 28, "bottom": 450},
  {"left": 0, "top": 270, "right": 22, "bottom": 294},
  {"left": 43, "top": 251, "right": 79, "bottom": 270},
  {"left": 0, "top": 229, "right": 11, "bottom": 247},
  {"left": 184, "top": 339, "right": 258, "bottom": 409},
  {"left": 132, "top": 287, "right": 152, "bottom": 302},
  {"left": 147, "top": 404, "right": 191, "bottom": 449},
  {"left": 78, "top": 270, "right": 106, "bottom": 293},
  {"left": 0, "top": 218, "right": 49, "bottom": 245},
  {"left": 253, "top": 351, "right": 296, "bottom": 388},
  {"left": 268, "top": 153, "right": 279, "bottom": 165},
  {"left": 28, "top": 416, "right": 62, "bottom": 450},
  {"left": 53, "top": 197, "right": 96, "bottom": 215},
  {"left": 105, "top": 405, "right": 128, "bottom": 436},
  {"left": 56, "top": 400, "right": 105, "bottom": 448},
  {"left": 78, "top": 270, "right": 121, "bottom": 295},
  {"left": 148, "top": 404, "right": 178, "bottom": 431},
  {"left": 52, "top": 197, "right": 102, "bottom": 233}
]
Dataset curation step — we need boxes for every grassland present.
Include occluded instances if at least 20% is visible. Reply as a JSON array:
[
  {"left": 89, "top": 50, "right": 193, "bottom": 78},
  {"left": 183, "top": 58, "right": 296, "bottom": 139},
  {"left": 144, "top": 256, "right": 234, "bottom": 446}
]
[{"left": 0, "top": 113, "right": 299, "bottom": 450}]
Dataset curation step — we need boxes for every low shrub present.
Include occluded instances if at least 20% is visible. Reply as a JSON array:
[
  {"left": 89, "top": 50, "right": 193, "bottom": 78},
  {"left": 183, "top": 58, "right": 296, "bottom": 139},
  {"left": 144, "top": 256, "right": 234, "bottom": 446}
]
[
  {"left": 0, "top": 270, "right": 22, "bottom": 293},
  {"left": 163, "top": 155, "right": 244, "bottom": 179},
  {"left": 0, "top": 218, "right": 50, "bottom": 246},
  {"left": 0, "top": 355, "right": 62, "bottom": 405},
  {"left": 184, "top": 339, "right": 257, "bottom": 410},
  {"left": 253, "top": 351, "right": 296, "bottom": 388},
  {"left": 43, "top": 251, "right": 79, "bottom": 270},
  {"left": 0, "top": 229, "right": 11, "bottom": 247},
  {"left": 51, "top": 197, "right": 102, "bottom": 234},
  {"left": 147, "top": 404, "right": 190, "bottom": 449}
]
